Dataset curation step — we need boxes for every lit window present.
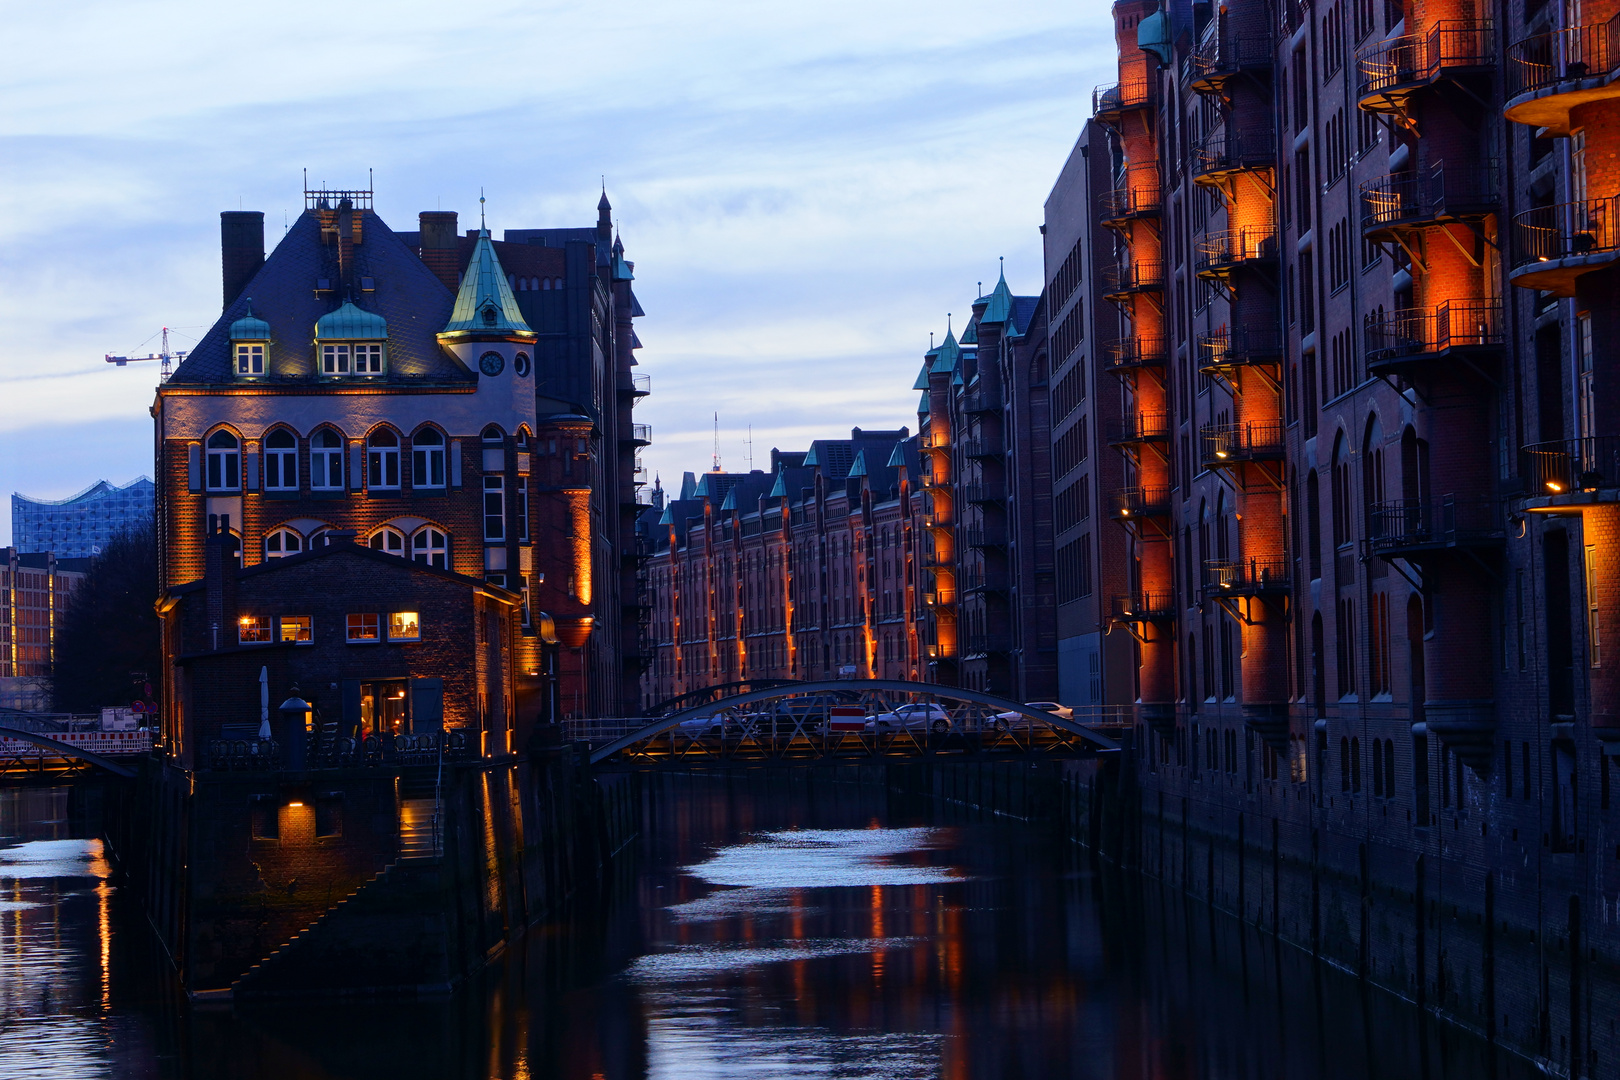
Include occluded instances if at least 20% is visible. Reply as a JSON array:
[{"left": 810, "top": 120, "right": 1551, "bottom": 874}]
[
  {"left": 264, "top": 429, "right": 298, "bottom": 490},
  {"left": 206, "top": 430, "right": 240, "bottom": 491},
  {"left": 412, "top": 527, "right": 448, "bottom": 569},
  {"left": 311, "top": 429, "right": 344, "bottom": 490},
  {"left": 369, "top": 526, "right": 406, "bottom": 557},
  {"left": 280, "top": 615, "right": 312, "bottom": 643},
  {"left": 264, "top": 528, "right": 303, "bottom": 559},
  {"left": 411, "top": 429, "right": 446, "bottom": 489},
  {"left": 346, "top": 613, "right": 380, "bottom": 642},
  {"left": 389, "top": 612, "right": 420, "bottom": 641},
  {"left": 236, "top": 343, "right": 264, "bottom": 375},
  {"left": 367, "top": 430, "right": 401, "bottom": 489},
  {"left": 239, "top": 615, "right": 273, "bottom": 644}
]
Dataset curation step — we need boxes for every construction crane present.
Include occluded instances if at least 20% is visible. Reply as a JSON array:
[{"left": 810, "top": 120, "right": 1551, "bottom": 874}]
[{"left": 105, "top": 327, "right": 188, "bottom": 380}]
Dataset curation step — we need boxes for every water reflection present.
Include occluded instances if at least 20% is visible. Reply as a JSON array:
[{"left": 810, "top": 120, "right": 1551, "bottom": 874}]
[{"left": 0, "top": 778, "right": 1540, "bottom": 1079}]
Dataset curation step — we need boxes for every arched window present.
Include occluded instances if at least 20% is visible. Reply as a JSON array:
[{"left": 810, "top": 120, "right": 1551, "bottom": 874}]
[
  {"left": 411, "top": 428, "right": 446, "bottom": 489},
  {"left": 206, "top": 430, "right": 240, "bottom": 491},
  {"left": 1350, "top": 736, "right": 1362, "bottom": 792},
  {"left": 264, "top": 429, "right": 298, "bottom": 491},
  {"left": 553, "top": 278, "right": 563, "bottom": 290},
  {"left": 1340, "top": 735, "right": 1351, "bottom": 791},
  {"left": 308, "top": 529, "right": 333, "bottom": 549},
  {"left": 367, "top": 429, "right": 400, "bottom": 490},
  {"left": 264, "top": 527, "right": 303, "bottom": 559},
  {"left": 515, "top": 426, "right": 531, "bottom": 449},
  {"left": 541, "top": 277, "right": 551, "bottom": 290},
  {"left": 412, "top": 527, "right": 448, "bottom": 569},
  {"left": 311, "top": 429, "right": 344, "bottom": 490},
  {"left": 1331, "top": 433, "right": 1351, "bottom": 547},
  {"left": 529, "top": 277, "right": 540, "bottom": 291},
  {"left": 1372, "top": 738, "right": 1385, "bottom": 797},
  {"left": 482, "top": 424, "right": 504, "bottom": 443},
  {"left": 369, "top": 526, "right": 406, "bottom": 557}
]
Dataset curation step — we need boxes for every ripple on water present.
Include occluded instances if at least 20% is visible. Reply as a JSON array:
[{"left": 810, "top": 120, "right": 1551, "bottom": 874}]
[{"left": 682, "top": 827, "right": 966, "bottom": 890}]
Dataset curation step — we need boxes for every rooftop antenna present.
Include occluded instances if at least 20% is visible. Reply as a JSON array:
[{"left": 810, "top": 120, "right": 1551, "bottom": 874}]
[
  {"left": 712, "top": 413, "right": 722, "bottom": 473},
  {"left": 747, "top": 425, "right": 754, "bottom": 471},
  {"left": 978, "top": 280, "right": 982, "bottom": 297},
  {"left": 479, "top": 188, "right": 486, "bottom": 231},
  {"left": 947, "top": 312, "right": 952, "bottom": 334}
]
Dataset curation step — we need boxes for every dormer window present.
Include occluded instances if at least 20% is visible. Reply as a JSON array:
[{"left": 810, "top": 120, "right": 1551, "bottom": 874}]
[
  {"left": 229, "top": 300, "right": 272, "bottom": 378},
  {"left": 236, "top": 343, "right": 264, "bottom": 375},
  {"left": 314, "top": 301, "right": 388, "bottom": 378}
]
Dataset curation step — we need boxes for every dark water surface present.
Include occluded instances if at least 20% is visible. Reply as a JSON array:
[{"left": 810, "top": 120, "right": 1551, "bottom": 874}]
[{"left": 0, "top": 775, "right": 1527, "bottom": 1079}]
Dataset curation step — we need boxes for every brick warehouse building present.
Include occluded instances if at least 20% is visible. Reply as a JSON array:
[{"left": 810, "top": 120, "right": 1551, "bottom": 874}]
[{"left": 153, "top": 183, "right": 651, "bottom": 727}]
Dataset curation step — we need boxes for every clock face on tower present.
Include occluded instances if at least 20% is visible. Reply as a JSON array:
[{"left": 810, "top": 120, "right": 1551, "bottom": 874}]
[{"left": 479, "top": 351, "right": 505, "bottom": 377}]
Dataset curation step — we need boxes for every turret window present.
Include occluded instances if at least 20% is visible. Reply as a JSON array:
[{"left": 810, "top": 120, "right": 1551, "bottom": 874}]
[
  {"left": 206, "top": 430, "right": 240, "bottom": 491},
  {"left": 311, "top": 429, "right": 344, "bottom": 490},
  {"left": 263, "top": 430, "right": 298, "bottom": 490},
  {"left": 367, "top": 430, "right": 401, "bottom": 490},
  {"left": 236, "top": 343, "right": 264, "bottom": 375}
]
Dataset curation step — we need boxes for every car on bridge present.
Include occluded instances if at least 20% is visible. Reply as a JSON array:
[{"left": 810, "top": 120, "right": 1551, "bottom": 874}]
[
  {"left": 993, "top": 701, "right": 1074, "bottom": 724},
  {"left": 865, "top": 703, "right": 953, "bottom": 734}
]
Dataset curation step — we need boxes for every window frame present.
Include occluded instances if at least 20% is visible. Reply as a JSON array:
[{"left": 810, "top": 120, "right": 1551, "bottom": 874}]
[
  {"left": 206, "top": 430, "right": 241, "bottom": 491},
  {"left": 367, "top": 429, "right": 402, "bottom": 491},
  {"left": 238, "top": 615, "right": 273, "bottom": 644},
  {"left": 263, "top": 429, "right": 299, "bottom": 491},
  {"left": 235, "top": 342, "right": 265, "bottom": 376},
  {"left": 279, "top": 615, "right": 313, "bottom": 644},
  {"left": 310, "top": 428, "right": 345, "bottom": 491},
  {"left": 346, "top": 613, "right": 381, "bottom": 643},
  {"left": 368, "top": 526, "right": 406, "bottom": 558},
  {"left": 411, "top": 526, "right": 449, "bottom": 569},
  {"left": 411, "top": 428, "right": 447, "bottom": 490},
  {"left": 388, "top": 611, "right": 421, "bottom": 642},
  {"left": 264, "top": 527, "right": 304, "bottom": 560}
]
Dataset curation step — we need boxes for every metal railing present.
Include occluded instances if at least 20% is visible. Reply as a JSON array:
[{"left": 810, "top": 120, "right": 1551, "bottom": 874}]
[
  {"left": 1093, "top": 79, "right": 1155, "bottom": 117},
  {"left": 624, "top": 423, "right": 653, "bottom": 445},
  {"left": 1193, "top": 34, "right": 1275, "bottom": 85},
  {"left": 960, "top": 564, "right": 1009, "bottom": 593},
  {"left": 1196, "top": 225, "right": 1279, "bottom": 275},
  {"left": 1107, "top": 486, "right": 1172, "bottom": 519},
  {"left": 1102, "top": 165, "right": 1163, "bottom": 220},
  {"left": 1100, "top": 261, "right": 1167, "bottom": 294},
  {"left": 204, "top": 730, "right": 474, "bottom": 772},
  {"left": 1196, "top": 326, "right": 1284, "bottom": 370},
  {"left": 1508, "top": 15, "right": 1620, "bottom": 98},
  {"left": 960, "top": 480, "right": 1006, "bottom": 503},
  {"left": 1110, "top": 592, "right": 1176, "bottom": 620},
  {"left": 961, "top": 388, "right": 1002, "bottom": 413},
  {"left": 1203, "top": 556, "right": 1291, "bottom": 594},
  {"left": 620, "top": 372, "right": 651, "bottom": 395},
  {"left": 1359, "top": 162, "right": 1499, "bottom": 233},
  {"left": 960, "top": 435, "right": 1004, "bottom": 459},
  {"left": 1363, "top": 298, "right": 1502, "bottom": 364},
  {"left": 1193, "top": 127, "right": 1275, "bottom": 177},
  {"left": 1201, "top": 419, "right": 1286, "bottom": 464},
  {"left": 1358, "top": 20, "right": 1495, "bottom": 100},
  {"left": 1107, "top": 410, "right": 1172, "bottom": 444},
  {"left": 1367, "top": 496, "right": 1502, "bottom": 552},
  {"left": 961, "top": 523, "right": 1008, "bottom": 548},
  {"left": 1513, "top": 197, "right": 1620, "bottom": 267},
  {"left": 1523, "top": 436, "right": 1620, "bottom": 494},
  {"left": 1104, "top": 336, "right": 1169, "bottom": 371}
]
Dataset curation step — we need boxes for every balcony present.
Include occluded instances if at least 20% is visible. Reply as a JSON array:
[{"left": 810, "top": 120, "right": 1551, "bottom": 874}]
[
  {"left": 961, "top": 523, "right": 1008, "bottom": 549},
  {"left": 1100, "top": 260, "right": 1166, "bottom": 302},
  {"left": 961, "top": 629, "right": 1013, "bottom": 656},
  {"left": 1196, "top": 327, "right": 1284, "bottom": 376},
  {"left": 961, "top": 480, "right": 1006, "bottom": 504},
  {"left": 1103, "top": 336, "right": 1169, "bottom": 374},
  {"left": 921, "top": 549, "right": 953, "bottom": 569},
  {"left": 1357, "top": 21, "right": 1495, "bottom": 116},
  {"left": 1195, "top": 226, "right": 1279, "bottom": 280},
  {"left": 1192, "top": 127, "right": 1275, "bottom": 184},
  {"left": 960, "top": 564, "right": 1009, "bottom": 594},
  {"left": 1368, "top": 497, "right": 1503, "bottom": 557},
  {"left": 1110, "top": 591, "right": 1176, "bottom": 622},
  {"left": 1200, "top": 419, "right": 1286, "bottom": 468},
  {"left": 617, "top": 371, "right": 651, "bottom": 398},
  {"left": 1092, "top": 79, "right": 1155, "bottom": 122},
  {"left": 1506, "top": 16, "right": 1620, "bottom": 134},
  {"left": 1106, "top": 410, "right": 1172, "bottom": 447},
  {"left": 1107, "top": 485, "right": 1172, "bottom": 522},
  {"left": 1362, "top": 298, "right": 1503, "bottom": 377},
  {"left": 1203, "top": 556, "right": 1291, "bottom": 597},
  {"left": 1522, "top": 436, "right": 1620, "bottom": 505},
  {"left": 960, "top": 435, "right": 1003, "bottom": 460},
  {"left": 1510, "top": 197, "right": 1620, "bottom": 296},
  {"left": 1359, "top": 163, "right": 1499, "bottom": 242},
  {"left": 1101, "top": 165, "right": 1162, "bottom": 226},
  {"left": 1191, "top": 34, "right": 1275, "bottom": 94},
  {"left": 961, "top": 388, "right": 1002, "bottom": 414},
  {"left": 622, "top": 422, "right": 652, "bottom": 446}
]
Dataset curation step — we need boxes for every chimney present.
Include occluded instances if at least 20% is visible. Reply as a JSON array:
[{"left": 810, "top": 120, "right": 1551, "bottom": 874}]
[
  {"left": 221, "top": 211, "right": 265, "bottom": 310},
  {"left": 337, "top": 198, "right": 355, "bottom": 295},
  {"left": 203, "top": 527, "right": 239, "bottom": 652},
  {"left": 419, "top": 211, "right": 461, "bottom": 291}
]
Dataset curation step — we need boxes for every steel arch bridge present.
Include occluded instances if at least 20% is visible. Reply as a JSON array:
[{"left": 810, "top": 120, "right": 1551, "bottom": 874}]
[{"left": 584, "top": 680, "right": 1127, "bottom": 768}]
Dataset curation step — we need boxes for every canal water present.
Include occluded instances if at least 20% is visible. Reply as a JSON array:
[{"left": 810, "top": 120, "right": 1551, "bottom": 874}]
[{"left": 1, "top": 775, "right": 1530, "bottom": 1079}]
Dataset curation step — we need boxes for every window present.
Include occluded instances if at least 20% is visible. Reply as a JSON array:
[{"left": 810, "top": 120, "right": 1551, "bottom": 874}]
[
  {"left": 264, "top": 528, "right": 303, "bottom": 559},
  {"left": 279, "top": 615, "right": 312, "bottom": 643},
  {"left": 354, "top": 343, "right": 382, "bottom": 373},
  {"left": 411, "top": 429, "right": 446, "bottom": 489},
  {"left": 323, "top": 341, "right": 383, "bottom": 376},
  {"left": 412, "top": 527, "right": 448, "bottom": 569},
  {"left": 236, "top": 343, "right": 264, "bottom": 375},
  {"left": 369, "top": 526, "right": 406, "bottom": 557},
  {"left": 346, "top": 613, "right": 380, "bottom": 642},
  {"left": 484, "top": 475, "right": 506, "bottom": 540},
  {"left": 322, "top": 343, "right": 350, "bottom": 374},
  {"left": 388, "top": 612, "right": 420, "bottom": 641},
  {"left": 238, "top": 615, "right": 272, "bottom": 644},
  {"left": 367, "top": 430, "right": 401, "bottom": 490},
  {"left": 264, "top": 429, "right": 298, "bottom": 491},
  {"left": 311, "top": 429, "right": 344, "bottom": 490},
  {"left": 206, "top": 430, "right": 241, "bottom": 491},
  {"left": 517, "top": 478, "right": 529, "bottom": 541}
]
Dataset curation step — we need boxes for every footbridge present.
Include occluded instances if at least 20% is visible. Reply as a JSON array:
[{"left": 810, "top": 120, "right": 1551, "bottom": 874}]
[{"left": 570, "top": 680, "right": 1129, "bottom": 768}]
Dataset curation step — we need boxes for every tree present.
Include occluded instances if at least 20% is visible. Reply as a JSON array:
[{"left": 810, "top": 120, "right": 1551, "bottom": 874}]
[{"left": 52, "top": 527, "right": 160, "bottom": 714}]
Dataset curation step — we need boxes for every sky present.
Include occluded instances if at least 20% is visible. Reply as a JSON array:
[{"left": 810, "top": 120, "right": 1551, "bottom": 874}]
[{"left": 0, "top": 0, "right": 1117, "bottom": 542}]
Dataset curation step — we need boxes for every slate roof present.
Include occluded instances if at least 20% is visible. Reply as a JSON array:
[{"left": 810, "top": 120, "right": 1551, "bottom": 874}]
[{"left": 167, "top": 210, "right": 469, "bottom": 386}]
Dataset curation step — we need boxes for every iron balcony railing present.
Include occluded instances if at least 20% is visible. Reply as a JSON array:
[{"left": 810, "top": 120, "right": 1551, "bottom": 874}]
[
  {"left": 961, "top": 388, "right": 1002, "bottom": 413},
  {"left": 204, "top": 730, "right": 475, "bottom": 772},
  {"left": 1101, "top": 260, "right": 1167, "bottom": 295},
  {"left": 619, "top": 371, "right": 652, "bottom": 396},
  {"left": 1359, "top": 162, "right": 1499, "bottom": 234},
  {"left": 1104, "top": 336, "right": 1169, "bottom": 371},
  {"left": 1111, "top": 592, "right": 1176, "bottom": 621},
  {"left": 1192, "top": 34, "right": 1275, "bottom": 87},
  {"left": 1107, "top": 410, "right": 1172, "bottom": 445},
  {"left": 1196, "top": 326, "right": 1284, "bottom": 371},
  {"left": 960, "top": 564, "right": 1009, "bottom": 593},
  {"left": 961, "top": 480, "right": 1006, "bottom": 504},
  {"left": 1107, "top": 485, "right": 1172, "bottom": 520},
  {"left": 1523, "top": 436, "right": 1620, "bottom": 495},
  {"left": 1093, "top": 78, "right": 1156, "bottom": 118},
  {"left": 624, "top": 422, "right": 652, "bottom": 445},
  {"left": 1508, "top": 14, "right": 1620, "bottom": 98},
  {"left": 960, "top": 435, "right": 1004, "bottom": 459},
  {"left": 1362, "top": 298, "right": 1503, "bottom": 366},
  {"left": 1201, "top": 419, "right": 1286, "bottom": 465},
  {"left": 962, "top": 629, "right": 1013, "bottom": 655},
  {"left": 1196, "top": 225, "right": 1279, "bottom": 276},
  {"left": 961, "top": 523, "right": 1008, "bottom": 549},
  {"left": 1358, "top": 20, "right": 1495, "bottom": 101},
  {"left": 1193, "top": 127, "right": 1275, "bottom": 178},
  {"left": 1513, "top": 197, "right": 1620, "bottom": 267},
  {"left": 1367, "top": 496, "right": 1502, "bottom": 553},
  {"left": 1203, "top": 556, "right": 1291, "bottom": 595},
  {"left": 1102, "top": 164, "right": 1163, "bottom": 221}
]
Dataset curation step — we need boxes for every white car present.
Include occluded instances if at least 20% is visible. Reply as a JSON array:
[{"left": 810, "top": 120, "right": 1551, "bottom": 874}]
[
  {"left": 676, "top": 714, "right": 726, "bottom": 736},
  {"left": 866, "top": 703, "right": 953, "bottom": 733},
  {"left": 992, "top": 702, "right": 1075, "bottom": 727}
]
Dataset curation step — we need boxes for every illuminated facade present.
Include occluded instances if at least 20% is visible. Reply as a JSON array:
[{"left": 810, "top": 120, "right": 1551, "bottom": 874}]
[
  {"left": 0, "top": 548, "right": 86, "bottom": 710},
  {"left": 154, "top": 183, "right": 650, "bottom": 729},
  {"left": 11, "top": 477, "right": 154, "bottom": 558}
]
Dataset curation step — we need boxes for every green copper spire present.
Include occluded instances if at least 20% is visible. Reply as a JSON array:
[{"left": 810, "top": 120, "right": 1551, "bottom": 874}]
[
  {"left": 930, "top": 321, "right": 961, "bottom": 373},
  {"left": 979, "top": 258, "right": 1014, "bottom": 325},
  {"left": 439, "top": 224, "right": 536, "bottom": 343},
  {"left": 912, "top": 362, "right": 931, "bottom": 390}
]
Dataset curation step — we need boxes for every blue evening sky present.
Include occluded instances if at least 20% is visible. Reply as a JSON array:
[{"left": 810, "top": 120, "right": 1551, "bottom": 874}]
[{"left": 0, "top": 0, "right": 1115, "bottom": 541}]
